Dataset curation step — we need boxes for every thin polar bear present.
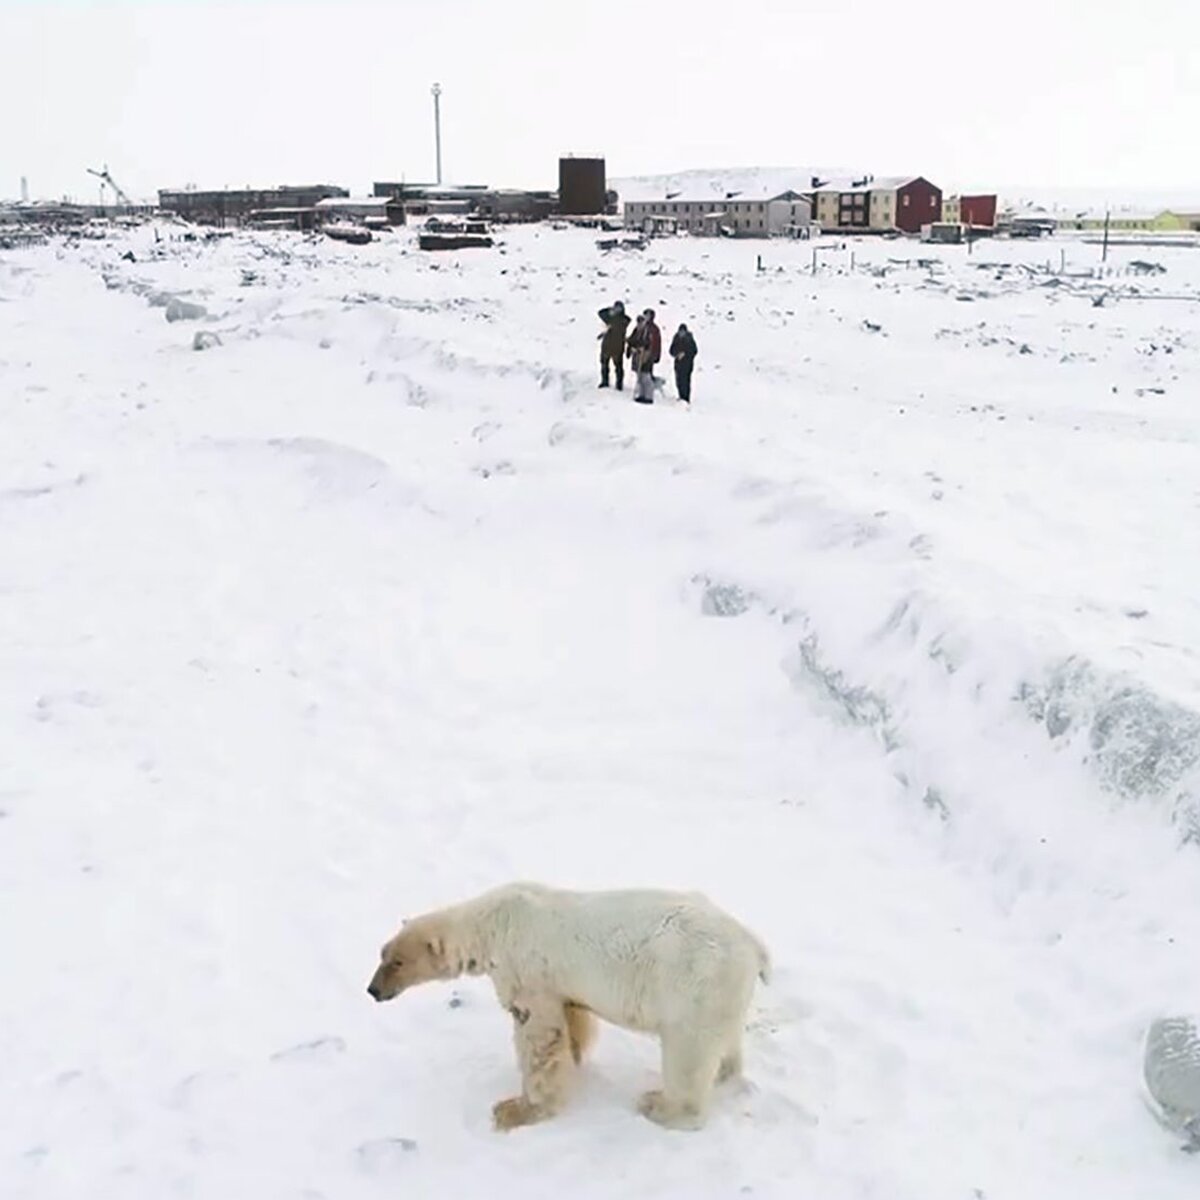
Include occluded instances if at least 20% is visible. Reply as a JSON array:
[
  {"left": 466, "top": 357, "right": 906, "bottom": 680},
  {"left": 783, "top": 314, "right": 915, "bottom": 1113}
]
[{"left": 366, "top": 882, "right": 771, "bottom": 1131}]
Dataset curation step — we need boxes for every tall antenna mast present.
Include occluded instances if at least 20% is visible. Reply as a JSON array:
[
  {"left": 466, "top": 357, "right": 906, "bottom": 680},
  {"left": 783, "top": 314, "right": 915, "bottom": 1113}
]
[{"left": 431, "top": 83, "right": 443, "bottom": 185}]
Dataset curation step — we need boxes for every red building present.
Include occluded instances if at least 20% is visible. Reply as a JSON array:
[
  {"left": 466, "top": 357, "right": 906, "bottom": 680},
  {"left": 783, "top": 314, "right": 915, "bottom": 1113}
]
[
  {"left": 892, "top": 177, "right": 943, "bottom": 234},
  {"left": 960, "top": 194, "right": 998, "bottom": 228}
]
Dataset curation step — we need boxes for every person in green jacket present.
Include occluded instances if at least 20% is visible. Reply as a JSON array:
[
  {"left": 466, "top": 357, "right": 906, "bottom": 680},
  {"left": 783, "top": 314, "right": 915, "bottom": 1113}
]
[{"left": 597, "top": 300, "right": 631, "bottom": 390}]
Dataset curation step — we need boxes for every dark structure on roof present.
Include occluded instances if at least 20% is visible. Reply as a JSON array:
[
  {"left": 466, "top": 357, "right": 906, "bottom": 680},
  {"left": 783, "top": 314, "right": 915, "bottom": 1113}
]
[{"left": 558, "top": 157, "right": 606, "bottom": 216}]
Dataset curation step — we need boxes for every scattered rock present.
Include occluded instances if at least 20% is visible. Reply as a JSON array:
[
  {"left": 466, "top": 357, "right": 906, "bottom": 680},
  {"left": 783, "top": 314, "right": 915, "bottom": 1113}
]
[
  {"left": 192, "top": 331, "right": 222, "bottom": 351},
  {"left": 695, "top": 577, "right": 754, "bottom": 618},
  {"left": 1144, "top": 1017, "right": 1200, "bottom": 1152},
  {"left": 165, "top": 298, "right": 207, "bottom": 322}
]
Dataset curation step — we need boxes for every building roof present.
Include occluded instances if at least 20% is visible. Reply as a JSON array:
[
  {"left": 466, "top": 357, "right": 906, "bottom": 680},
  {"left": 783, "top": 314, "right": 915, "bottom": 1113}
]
[
  {"left": 315, "top": 196, "right": 396, "bottom": 209},
  {"left": 834, "top": 176, "right": 924, "bottom": 195},
  {"left": 629, "top": 191, "right": 809, "bottom": 206},
  {"left": 1041, "top": 207, "right": 1164, "bottom": 222}
]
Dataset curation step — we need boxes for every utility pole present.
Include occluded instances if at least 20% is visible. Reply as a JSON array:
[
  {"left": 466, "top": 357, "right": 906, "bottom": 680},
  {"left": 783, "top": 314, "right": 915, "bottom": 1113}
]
[
  {"left": 431, "top": 83, "right": 443, "bottom": 186},
  {"left": 20, "top": 176, "right": 29, "bottom": 203},
  {"left": 1102, "top": 208, "right": 1111, "bottom": 264}
]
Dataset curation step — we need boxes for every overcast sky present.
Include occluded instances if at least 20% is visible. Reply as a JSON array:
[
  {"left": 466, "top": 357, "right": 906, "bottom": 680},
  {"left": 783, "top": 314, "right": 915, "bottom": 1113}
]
[{"left": 2, "top": 0, "right": 1197, "bottom": 203}]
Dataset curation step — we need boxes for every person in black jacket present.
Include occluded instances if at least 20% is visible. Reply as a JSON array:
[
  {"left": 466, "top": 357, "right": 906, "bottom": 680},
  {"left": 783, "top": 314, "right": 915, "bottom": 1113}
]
[
  {"left": 597, "top": 300, "right": 631, "bottom": 389},
  {"left": 669, "top": 324, "right": 698, "bottom": 404}
]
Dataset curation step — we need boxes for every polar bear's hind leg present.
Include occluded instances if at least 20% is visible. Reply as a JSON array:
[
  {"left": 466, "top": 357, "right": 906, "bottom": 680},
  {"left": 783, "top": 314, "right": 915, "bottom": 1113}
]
[
  {"left": 638, "top": 1028, "right": 722, "bottom": 1131},
  {"left": 565, "top": 1002, "right": 597, "bottom": 1065},
  {"left": 716, "top": 1039, "right": 743, "bottom": 1084}
]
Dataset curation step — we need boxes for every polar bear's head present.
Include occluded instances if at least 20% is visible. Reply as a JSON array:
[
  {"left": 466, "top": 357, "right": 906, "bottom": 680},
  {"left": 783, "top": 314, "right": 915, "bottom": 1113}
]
[{"left": 367, "top": 915, "right": 457, "bottom": 1001}]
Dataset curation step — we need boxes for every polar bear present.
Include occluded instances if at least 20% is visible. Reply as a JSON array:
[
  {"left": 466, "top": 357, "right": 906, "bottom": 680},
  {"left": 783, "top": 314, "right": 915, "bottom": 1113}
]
[{"left": 367, "top": 882, "right": 771, "bottom": 1131}]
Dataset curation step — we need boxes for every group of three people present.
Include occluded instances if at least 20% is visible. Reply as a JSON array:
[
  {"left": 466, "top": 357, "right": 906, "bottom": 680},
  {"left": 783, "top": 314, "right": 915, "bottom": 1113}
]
[{"left": 597, "top": 302, "right": 698, "bottom": 405}]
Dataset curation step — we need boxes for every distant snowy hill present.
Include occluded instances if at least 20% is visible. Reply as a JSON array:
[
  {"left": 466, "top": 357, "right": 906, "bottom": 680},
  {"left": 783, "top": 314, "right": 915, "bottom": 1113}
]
[{"left": 611, "top": 166, "right": 855, "bottom": 203}]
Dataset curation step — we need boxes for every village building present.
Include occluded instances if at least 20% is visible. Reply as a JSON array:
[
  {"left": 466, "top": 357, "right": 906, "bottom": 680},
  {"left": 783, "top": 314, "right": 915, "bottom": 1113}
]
[
  {"left": 1158, "top": 210, "right": 1200, "bottom": 231},
  {"left": 942, "top": 194, "right": 998, "bottom": 228},
  {"left": 158, "top": 185, "right": 348, "bottom": 226},
  {"left": 314, "top": 196, "right": 406, "bottom": 227},
  {"left": 624, "top": 191, "right": 812, "bottom": 238},
  {"left": 1051, "top": 208, "right": 1200, "bottom": 233},
  {"left": 814, "top": 177, "right": 943, "bottom": 234}
]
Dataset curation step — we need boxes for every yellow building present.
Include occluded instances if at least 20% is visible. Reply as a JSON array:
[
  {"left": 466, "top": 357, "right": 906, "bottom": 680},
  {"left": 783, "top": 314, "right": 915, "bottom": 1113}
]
[
  {"left": 1154, "top": 210, "right": 1200, "bottom": 231},
  {"left": 942, "top": 196, "right": 961, "bottom": 223},
  {"left": 1056, "top": 211, "right": 1181, "bottom": 232}
]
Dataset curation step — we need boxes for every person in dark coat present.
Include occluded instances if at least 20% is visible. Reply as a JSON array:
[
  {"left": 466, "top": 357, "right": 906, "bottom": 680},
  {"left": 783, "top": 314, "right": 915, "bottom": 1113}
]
[
  {"left": 597, "top": 300, "right": 631, "bottom": 389},
  {"left": 634, "top": 309, "right": 662, "bottom": 404},
  {"left": 669, "top": 324, "right": 698, "bottom": 404}
]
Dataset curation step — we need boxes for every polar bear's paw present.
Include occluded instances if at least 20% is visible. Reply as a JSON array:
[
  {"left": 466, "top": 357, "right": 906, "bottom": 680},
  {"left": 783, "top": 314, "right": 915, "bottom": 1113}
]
[
  {"left": 492, "top": 1096, "right": 540, "bottom": 1131},
  {"left": 637, "top": 1089, "right": 705, "bottom": 1131}
]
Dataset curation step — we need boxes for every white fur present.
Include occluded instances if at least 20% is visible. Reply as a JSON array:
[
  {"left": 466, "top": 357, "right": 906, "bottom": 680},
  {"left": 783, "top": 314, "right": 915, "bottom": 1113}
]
[{"left": 415, "top": 882, "right": 771, "bottom": 1130}]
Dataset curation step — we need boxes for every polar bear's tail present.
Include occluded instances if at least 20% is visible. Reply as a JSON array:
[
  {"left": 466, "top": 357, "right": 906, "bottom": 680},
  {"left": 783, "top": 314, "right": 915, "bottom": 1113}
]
[{"left": 751, "top": 933, "right": 772, "bottom": 985}]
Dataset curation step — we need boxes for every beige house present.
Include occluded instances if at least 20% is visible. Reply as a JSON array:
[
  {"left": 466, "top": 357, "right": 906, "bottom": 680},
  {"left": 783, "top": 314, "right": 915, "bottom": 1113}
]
[
  {"left": 624, "top": 191, "right": 812, "bottom": 238},
  {"left": 812, "top": 188, "right": 841, "bottom": 229},
  {"left": 812, "top": 176, "right": 942, "bottom": 234}
]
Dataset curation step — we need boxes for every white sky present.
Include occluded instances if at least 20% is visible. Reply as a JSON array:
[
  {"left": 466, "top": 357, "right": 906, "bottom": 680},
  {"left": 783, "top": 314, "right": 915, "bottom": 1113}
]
[{"left": 2, "top": 0, "right": 1197, "bottom": 203}]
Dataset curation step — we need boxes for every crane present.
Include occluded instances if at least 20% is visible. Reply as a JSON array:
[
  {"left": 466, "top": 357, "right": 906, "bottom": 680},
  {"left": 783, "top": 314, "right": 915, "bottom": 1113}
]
[{"left": 87, "top": 164, "right": 132, "bottom": 207}]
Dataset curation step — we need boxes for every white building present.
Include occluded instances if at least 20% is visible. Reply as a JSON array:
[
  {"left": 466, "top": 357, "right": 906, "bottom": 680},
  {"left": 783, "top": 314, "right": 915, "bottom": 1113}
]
[
  {"left": 314, "top": 196, "right": 406, "bottom": 227},
  {"left": 624, "top": 190, "right": 812, "bottom": 238}
]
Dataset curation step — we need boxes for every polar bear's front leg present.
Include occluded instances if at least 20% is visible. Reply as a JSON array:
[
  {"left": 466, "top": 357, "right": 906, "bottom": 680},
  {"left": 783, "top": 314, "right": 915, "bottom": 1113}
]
[{"left": 492, "top": 997, "right": 575, "bottom": 1132}]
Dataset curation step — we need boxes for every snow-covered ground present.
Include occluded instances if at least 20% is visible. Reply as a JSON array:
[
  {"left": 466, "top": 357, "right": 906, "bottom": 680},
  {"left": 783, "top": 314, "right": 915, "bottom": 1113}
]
[{"left": 3, "top": 222, "right": 1200, "bottom": 1199}]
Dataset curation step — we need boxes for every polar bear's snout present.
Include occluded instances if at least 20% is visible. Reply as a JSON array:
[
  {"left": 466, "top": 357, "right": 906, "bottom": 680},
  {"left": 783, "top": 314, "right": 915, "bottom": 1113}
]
[
  {"left": 366, "top": 961, "right": 400, "bottom": 1001},
  {"left": 367, "top": 919, "right": 455, "bottom": 1001},
  {"left": 366, "top": 967, "right": 390, "bottom": 1001}
]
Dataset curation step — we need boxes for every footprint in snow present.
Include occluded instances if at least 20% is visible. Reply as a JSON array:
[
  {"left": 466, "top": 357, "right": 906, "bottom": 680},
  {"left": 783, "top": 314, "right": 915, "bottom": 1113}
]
[
  {"left": 270, "top": 1035, "right": 347, "bottom": 1065},
  {"left": 355, "top": 1137, "right": 418, "bottom": 1173},
  {"left": 730, "top": 1081, "right": 819, "bottom": 1130},
  {"left": 33, "top": 690, "right": 104, "bottom": 723}
]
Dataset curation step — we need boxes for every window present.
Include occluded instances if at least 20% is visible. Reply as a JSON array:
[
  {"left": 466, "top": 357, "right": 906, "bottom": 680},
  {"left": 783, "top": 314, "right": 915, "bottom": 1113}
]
[
  {"left": 902, "top": 195, "right": 910, "bottom": 207},
  {"left": 758, "top": 203, "right": 764, "bottom": 213},
  {"left": 930, "top": 195, "right": 937, "bottom": 207}
]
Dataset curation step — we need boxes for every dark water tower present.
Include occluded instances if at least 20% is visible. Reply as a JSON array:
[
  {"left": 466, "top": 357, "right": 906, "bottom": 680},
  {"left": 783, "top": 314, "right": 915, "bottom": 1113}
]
[{"left": 558, "top": 156, "right": 606, "bottom": 215}]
